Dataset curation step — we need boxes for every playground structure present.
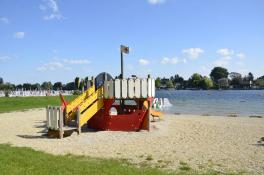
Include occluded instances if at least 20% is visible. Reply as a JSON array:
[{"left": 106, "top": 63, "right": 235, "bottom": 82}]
[
  {"left": 46, "top": 74, "right": 163, "bottom": 138},
  {"left": 46, "top": 45, "right": 162, "bottom": 138}
]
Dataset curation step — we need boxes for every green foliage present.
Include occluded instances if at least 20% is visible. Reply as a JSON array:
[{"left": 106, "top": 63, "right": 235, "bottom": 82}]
[
  {"left": 200, "top": 77, "right": 213, "bottom": 90},
  {"left": 247, "top": 72, "right": 254, "bottom": 81},
  {"left": 0, "top": 77, "right": 3, "bottom": 84},
  {"left": 155, "top": 77, "right": 162, "bottom": 88},
  {"left": 80, "top": 79, "right": 85, "bottom": 92},
  {"left": 210, "top": 67, "right": 228, "bottom": 83},
  {"left": 166, "top": 80, "right": 174, "bottom": 88},
  {"left": 0, "top": 95, "right": 76, "bottom": 113},
  {"left": 31, "top": 83, "right": 41, "bottom": 90},
  {"left": 41, "top": 81, "right": 53, "bottom": 90},
  {"left": 255, "top": 78, "right": 264, "bottom": 87},
  {"left": 189, "top": 73, "right": 202, "bottom": 88},
  {"left": 84, "top": 76, "right": 89, "bottom": 89},
  {"left": 53, "top": 82, "right": 63, "bottom": 90},
  {"left": 0, "top": 83, "right": 15, "bottom": 91},
  {"left": 74, "top": 77, "right": 80, "bottom": 90},
  {"left": 230, "top": 77, "right": 241, "bottom": 86},
  {"left": 63, "top": 82, "right": 75, "bottom": 90}
]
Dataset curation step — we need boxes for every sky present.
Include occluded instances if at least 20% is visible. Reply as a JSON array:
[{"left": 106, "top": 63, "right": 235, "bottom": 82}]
[{"left": 0, "top": 0, "right": 264, "bottom": 84}]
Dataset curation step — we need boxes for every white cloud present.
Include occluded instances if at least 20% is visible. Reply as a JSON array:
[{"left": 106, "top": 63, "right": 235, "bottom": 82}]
[
  {"left": 0, "top": 56, "right": 11, "bottom": 62},
  {"left": 40, "top": 0, "right": 63, "bottom": 20},
  {"left": 0, "top": 17, "right": 9, "bottom": 24},
  {"left": 182, "top": 48, "right": 204, "bottom": 59},
  {"left": 37, "top": 58, "right": 91, "bottom": 71},
  {"left": 37, "top": 61, "right": 65, "bottom": 71},
  {"left": 213, "top": 59, "right": 229, "bottom": 67},
  {"left": 138, "top": 59, "right": 150, "bottom": 65},
  {"left": 63, "top": 59, "right": 91, "bottom": 65},
  {"left": 161, "top": 57, "right": 179, "bottom": 64},
  {"left": 217, "top": 48, "right": 234, "bottom": 58},
  {"left": 236, "top": 53, "right": 246, "bottom": 59},
  {"left": 14, "top": 32, "right": 25, "bottom": 39},
  {"left": 147, "top": 0, "right": 166, "bottom": 5}
]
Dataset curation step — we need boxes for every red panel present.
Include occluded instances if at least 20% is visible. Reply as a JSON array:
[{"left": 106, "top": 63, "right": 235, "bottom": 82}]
[{"left": 87, "top": 98, "right": 153, "bottom": 131}]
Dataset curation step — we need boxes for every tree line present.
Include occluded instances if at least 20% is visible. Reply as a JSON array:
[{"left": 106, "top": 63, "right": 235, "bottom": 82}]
[
  {"left": 1, "top": 66, "right": 264, "bottom": 92},
  {"left": 155, "top": 67, "right": 264, "bottom": 90},
  {"left": 0, "top": 77, "right": 90, "bottom": 92}
]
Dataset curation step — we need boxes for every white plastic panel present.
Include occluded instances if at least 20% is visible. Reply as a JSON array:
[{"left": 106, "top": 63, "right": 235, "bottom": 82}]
[
  {"left": 134, "top": 79, "right": 140, "bottom": 98},
  {"left": 128, "top": 79, "right": 135, "bottom": 98},
  {"left": 121, "top": 79, "right": 127, "bottom": 98},
  {"left": 114, "top": 79, "right": 121, "bottom": 99},
  {"left": 141, "top": 79, "right": 147, "bottom": 98},
  {"left": 152, "top": 78, "right": 155, "bottom": 97},
  {"left": 147, "top": 78, "right": 152, "bottom": 97}
]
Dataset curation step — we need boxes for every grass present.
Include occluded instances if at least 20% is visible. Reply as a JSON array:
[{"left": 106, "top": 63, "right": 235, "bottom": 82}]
[
  {"left": 0, "top": 144, "right": 245, "bottom": 175},
  {"left": 0, "top": 144, "right": 246, "bottom": 175},
  {"left": 0, "top": 95, "right": 76, "bottom": 113},
  {"left": 0, "top": 144, "right": 170, "bottom": 175}
]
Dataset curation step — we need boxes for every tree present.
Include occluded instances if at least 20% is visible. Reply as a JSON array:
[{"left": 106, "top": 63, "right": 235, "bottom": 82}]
[
  {"left": 0, "top": 77, "right": 3, "bottom": 84},
  {"left": 53, "top": 82, "right": 62, "bottom": 90},
  {"left": 63, "top": 82, "right": 75, "bottom": 90},
  {"left": 31, "top": 83, "right": 41, "bottom": 90},
  {"left": 166, "top": 80, "right": 174, "bottom": 88},
  {"left": 229, "top": 72, "right": 242, "bottom": 87},
  {"left": 200, "top": 77, "right": 213, "bottom": 90},
  {"left": 16, "top": 84, "right": 23, "bottom": 90},
  {"left": 41, "top": 81, "right": 53, "bottom": 90},
  {"left": 173, "top": 74, "right": 184, "bottom": 84},
  {"left": 155, "top": 77, "right": 162, "bottom": 88},
  {"left": 23, "top": 83, "right": 32, "bottom": 90},
  {"left": 255, "top": 78, "right": 264, "bottom": 87},
  {"left": 210, "top": 67, "right": 228, "bottom": 83},
  {"left": 189, "top": 73, "right": 202, "bottom": 88},
  {"left": 161, "top": 77, "right": 168, "bottom": 86},
  {"left": 248, "top": 72, "right": 254, "bottom": 81},
  {"left": 0, "top": 83, "right": 15, "bottom": 91},
  {"left": 84, "top": 77, "right": 89, "bottom": 89},
  {"left": 74, "top": 77, "right": 80, "bottom": 90},
  {"left": 79, "top": 79, "right": 85, "bottom": 92}
]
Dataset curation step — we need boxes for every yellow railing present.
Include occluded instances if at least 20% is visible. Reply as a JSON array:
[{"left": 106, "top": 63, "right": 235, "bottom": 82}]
[
  {"left": 79, "top": 86, "right": 104, "bottom": 112},
  {"left": 65, "top": 86, "right": 95, "bottom": 117}
]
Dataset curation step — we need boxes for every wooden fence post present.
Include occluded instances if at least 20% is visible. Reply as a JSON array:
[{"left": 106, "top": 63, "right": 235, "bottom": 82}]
[
  {"left": 77, "top": 107, "right": 81, "bottom": 135},
  {"left": 59, "top": 107, "right": 64, "bottom": 139}
]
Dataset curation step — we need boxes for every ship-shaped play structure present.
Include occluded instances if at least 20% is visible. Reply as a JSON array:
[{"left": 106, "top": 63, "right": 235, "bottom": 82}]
[{"left": 46, "top": 46, "right": 162, "bottom": 138}]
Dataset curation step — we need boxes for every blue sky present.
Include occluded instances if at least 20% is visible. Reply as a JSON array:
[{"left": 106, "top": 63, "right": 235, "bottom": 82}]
[{"left": 0, "top": 0, "right": 263, "bottom": 84}]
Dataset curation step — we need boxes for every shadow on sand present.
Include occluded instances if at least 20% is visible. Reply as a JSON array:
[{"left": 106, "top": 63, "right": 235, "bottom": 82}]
[{"left": 252, "top": 137, "right": 264, "bottom": 147}]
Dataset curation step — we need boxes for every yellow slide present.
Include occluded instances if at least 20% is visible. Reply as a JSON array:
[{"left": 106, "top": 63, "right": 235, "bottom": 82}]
[{"left": 64, "top": 86, "right": 104, "bottom": 128}]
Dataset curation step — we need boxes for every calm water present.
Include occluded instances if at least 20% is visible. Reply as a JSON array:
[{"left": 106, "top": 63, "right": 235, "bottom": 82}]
[{"left": 156, "top": 90, "right": 264, "bottom": 117}]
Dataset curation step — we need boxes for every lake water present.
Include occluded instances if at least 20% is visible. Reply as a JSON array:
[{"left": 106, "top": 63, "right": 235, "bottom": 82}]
[{"left": 156, "top": 90, "right": 264, "bottom": 117}]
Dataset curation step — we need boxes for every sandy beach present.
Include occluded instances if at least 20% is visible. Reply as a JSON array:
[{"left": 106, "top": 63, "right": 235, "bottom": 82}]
[{"left": 0, "top": 109, "right": 263, "bottom": 174}]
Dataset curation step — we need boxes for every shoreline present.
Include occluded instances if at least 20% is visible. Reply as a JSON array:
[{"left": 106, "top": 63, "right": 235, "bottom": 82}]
[
  {"left": 164, "top": 111, "right": 264, "bottom": 118},
  {"left": 0, "top": 109, "right": 263, "bottom": 174}
]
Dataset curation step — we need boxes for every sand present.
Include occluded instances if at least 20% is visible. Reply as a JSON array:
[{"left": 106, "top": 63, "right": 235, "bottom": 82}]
[{"left": 0, "top": 109, "right": 263, "bottom": 174}]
